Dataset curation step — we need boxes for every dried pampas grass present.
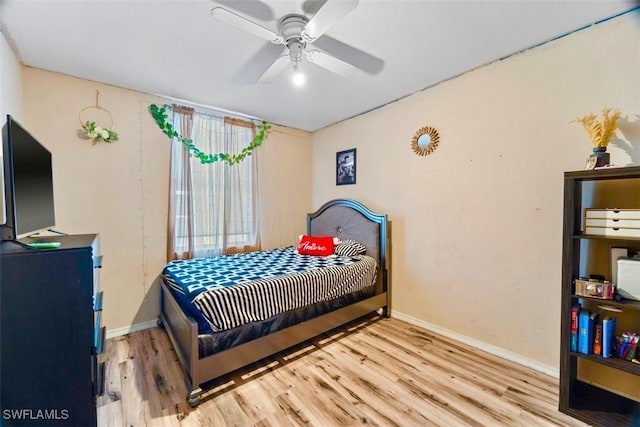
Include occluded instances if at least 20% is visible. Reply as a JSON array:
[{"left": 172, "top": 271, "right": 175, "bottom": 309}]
[{"left": 573, "top": 107, "right": 621, "bottom": 148}]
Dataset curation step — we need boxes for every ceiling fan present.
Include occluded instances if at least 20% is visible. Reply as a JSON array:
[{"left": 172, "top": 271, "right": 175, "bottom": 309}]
[{"left": 211, "top": 0, "right": 363, "bottom": 84}]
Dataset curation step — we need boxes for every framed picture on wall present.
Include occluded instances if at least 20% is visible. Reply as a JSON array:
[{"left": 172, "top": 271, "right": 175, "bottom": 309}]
[{"left": 336, "top": 148, "right": 356, "bottom": 185}]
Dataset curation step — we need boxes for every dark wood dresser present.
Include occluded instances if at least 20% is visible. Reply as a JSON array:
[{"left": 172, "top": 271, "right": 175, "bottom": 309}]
[{"left": 0, "top": 234, "right": 105, "bottom": 426}]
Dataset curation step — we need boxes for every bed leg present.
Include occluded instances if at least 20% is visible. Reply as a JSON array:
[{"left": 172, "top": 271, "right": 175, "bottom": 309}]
[
  {"left": 187, "top": 388, "right": 204, "bottom": 407},
  {"left": 377, "top": 306, "right": 390, "bottom": 318}
]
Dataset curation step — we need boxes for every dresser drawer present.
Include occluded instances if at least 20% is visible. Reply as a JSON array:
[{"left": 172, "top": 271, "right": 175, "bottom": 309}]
[
  {"left": 97, "top": 361, "right": 105, "bottom": 397},
  {"left": 91, "top": 236, "right": 102, "bottom": 299},
  {"left": 92, "top": 356, "right": 105, "bottom": 397},
  {"left": 584, "top": 218, "right": 640, "bottom": 229},
  {"left": 94, "top": 325, "right": 106, "bottom": 355},
  {"left": 585, "top": 208, "right": 640, "bottom": 220},
  {"left": 93, "top": 256, "right": 101, "bottom": 294},
  {"left": 94, "top": 291, "right": 105, "bottom": 354},
  {"left": 93, "top": 254, "right": 103, "bottom": 268}
]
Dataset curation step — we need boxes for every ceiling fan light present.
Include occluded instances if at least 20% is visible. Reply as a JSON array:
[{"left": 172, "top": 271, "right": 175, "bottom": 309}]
[{"left": 292, "top": 64, "right": 305, "bottom": 87}]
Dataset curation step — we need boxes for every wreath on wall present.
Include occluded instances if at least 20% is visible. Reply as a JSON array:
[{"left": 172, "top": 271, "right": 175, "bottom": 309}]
[
  {"left": 78, "top": 90, "right": 119, "bottom": 143},
  {"left": 148, "top": 104, "right": 271, "bottom": 166},
  {"left": 80, "top": 120, "right": 118, "bottom": 143}
]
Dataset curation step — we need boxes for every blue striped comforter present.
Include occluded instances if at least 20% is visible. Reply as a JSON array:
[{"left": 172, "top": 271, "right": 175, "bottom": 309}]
[{"left": 163, "top": 246, "right": 377, "bottom": 332}]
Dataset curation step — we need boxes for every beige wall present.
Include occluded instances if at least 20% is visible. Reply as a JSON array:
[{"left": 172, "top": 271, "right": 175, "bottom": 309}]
[
  {"left": 22, "top": 68, "right": 312, "bottom": 332},
  {"left": 10, "top": 10, "right": 639, "bottom": 372},
  {"left": 259, "top": 124, "right": 313, "bottom": 249},
  {"left": 0, "top": 30, "right": 23, "bottom": 225},
  {"left": 312, "top": 12, "right": 640, "bottom": 370},
  {"left": 0, "top": 30, "right": 23, "bottom": 121}
]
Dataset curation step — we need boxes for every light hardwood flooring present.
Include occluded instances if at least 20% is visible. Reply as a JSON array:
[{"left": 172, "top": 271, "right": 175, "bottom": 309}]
[{"left": 97, "top": 316, "right": 588, "bottom": 427}]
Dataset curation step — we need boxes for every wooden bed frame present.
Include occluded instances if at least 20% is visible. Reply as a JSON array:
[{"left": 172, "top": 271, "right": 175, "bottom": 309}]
[{"left": 158, "top": 198, "right": 390, "bottom": 406}]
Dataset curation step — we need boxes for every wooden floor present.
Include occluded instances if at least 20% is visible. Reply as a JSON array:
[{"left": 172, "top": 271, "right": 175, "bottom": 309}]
[{"left": 97, "top": 316, "right": 588, "bottom": 427}]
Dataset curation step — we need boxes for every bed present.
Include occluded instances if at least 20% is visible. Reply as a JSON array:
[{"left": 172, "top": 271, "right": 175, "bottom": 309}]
[{"left": 158, "top": 198, "right": 390, "bottom": 406}]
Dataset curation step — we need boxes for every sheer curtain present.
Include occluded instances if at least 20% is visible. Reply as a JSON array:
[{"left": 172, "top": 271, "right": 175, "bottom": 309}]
[{"left": 167, "top": 104, "right": 260, "bottom": 260}]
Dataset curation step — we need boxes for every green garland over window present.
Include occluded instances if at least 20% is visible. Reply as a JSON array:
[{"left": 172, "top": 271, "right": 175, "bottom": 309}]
[{"left": 149, "top": 104, "right": 271, "bottom": 165}]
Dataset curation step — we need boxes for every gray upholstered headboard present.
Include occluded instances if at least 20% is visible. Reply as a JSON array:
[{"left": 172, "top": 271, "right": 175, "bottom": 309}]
[{"left": 307, "top": 199, "right": 389, "bottom": 294}]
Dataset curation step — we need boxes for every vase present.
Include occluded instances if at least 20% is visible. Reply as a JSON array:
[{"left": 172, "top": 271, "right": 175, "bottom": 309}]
[{"left": 590, "top": 147, "right": 610, "bottom": 167}]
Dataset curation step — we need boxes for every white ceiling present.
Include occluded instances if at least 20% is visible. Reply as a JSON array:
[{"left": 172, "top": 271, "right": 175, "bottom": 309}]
[{"left": 0, "top": 1, "right": 636, "bottom": 131}]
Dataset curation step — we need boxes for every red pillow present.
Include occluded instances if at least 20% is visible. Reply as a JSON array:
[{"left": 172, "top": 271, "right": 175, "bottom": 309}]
[{"left": 297, "top": 235, "right": 335, "bottom": 256}]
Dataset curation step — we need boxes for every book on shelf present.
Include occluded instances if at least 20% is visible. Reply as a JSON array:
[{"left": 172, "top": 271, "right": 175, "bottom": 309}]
[
  {"left": 571, "top": 306, "right": 639, "bottom": 361},
  {"left": 578, "top": 310, "right": 590, "bottom": 354},
  {"left": 593, "top": 322, "right": 602, "bottom": 356},
  {"left": 570, "top": 304, "right": 581, "bottom": 352},
  {"left": 618, "top": 333, "right": 630, "bottom": 359},
  {"left": 628, "top": 335, "right": 638, "bottom": 361},
  {"left": 578, "top": 310, "right": 599, "bottom": 354},
  {"left": 602, "top": 315, "right": 616, "bottom": 358},
  {"left": 618, "top": 333, "right": 638, "bottom": 361},
  {"left": 590, "top": 312, "right": 599, "bottom": 353}
]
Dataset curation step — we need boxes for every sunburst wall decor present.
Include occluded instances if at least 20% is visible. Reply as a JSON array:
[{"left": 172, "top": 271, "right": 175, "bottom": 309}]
[{"left": 411, "top": 126, "right": 440, "bottom": 156}]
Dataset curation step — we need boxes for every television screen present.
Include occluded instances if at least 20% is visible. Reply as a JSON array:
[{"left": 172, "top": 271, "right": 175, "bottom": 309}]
[{"left": 1, "top": 115, "right": 55, "bottom": 240}]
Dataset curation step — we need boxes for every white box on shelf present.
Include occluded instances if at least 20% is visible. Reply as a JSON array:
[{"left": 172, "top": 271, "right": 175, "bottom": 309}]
[
  {"left": 617, "top": 257, "right": 640, "bottom": 301},
  {"left": 585, "top": 209, "right": 640, "bottom": 220},
  {"left": 584, "top": 227, "right": 640, "bottom": 238},
  {"left": 611, "top": 247, "right": 629, "bottom": 283},
  {"left": 585, "top": 218, "right": 640, "bottom": 229}
]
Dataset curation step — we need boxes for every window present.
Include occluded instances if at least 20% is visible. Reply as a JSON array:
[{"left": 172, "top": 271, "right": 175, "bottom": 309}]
[{"left": 168, "top": 105, "right": 260, "bottom": 259}]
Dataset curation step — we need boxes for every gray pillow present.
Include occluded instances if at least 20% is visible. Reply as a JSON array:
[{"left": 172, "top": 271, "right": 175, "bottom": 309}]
[{"left": 335, "top": 239, "right": 366, "bottom": 257}]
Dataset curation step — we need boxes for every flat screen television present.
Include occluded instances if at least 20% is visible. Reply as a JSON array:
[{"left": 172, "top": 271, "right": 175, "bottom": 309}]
[{"left": 1, "top": 115, "right": 55, "bottom": 241}]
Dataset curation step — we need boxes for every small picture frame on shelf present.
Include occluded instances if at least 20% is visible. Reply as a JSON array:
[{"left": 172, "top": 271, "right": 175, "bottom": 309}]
[
  {"left": 336, "top": 148, "right": 356, "bottom": 185},
  {"left": 584, "top": 157, "right": 597, "bottom": 170}
]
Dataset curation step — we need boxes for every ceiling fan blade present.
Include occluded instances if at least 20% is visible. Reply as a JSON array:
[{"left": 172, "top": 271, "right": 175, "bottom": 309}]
[
  {"left": 215, "top": 0, "right": 275, "bottom": 22},
  {"left": 211, "top": 7, "right": 282, "bottom": 43},
  {"left": 233, "top": 43, "right": 286, "bottom": 84},
  {"left": 257, "top": 55, "right": 291, "bottom": 83},
  {"left": 305, "top": 50, "right": 356, "bottom": 77},
  {"left": 313, "top": 35, "right": 384, "bottom": 75},
  {"left": 302, "top": 0, "right": 359, "bottom": 42}
]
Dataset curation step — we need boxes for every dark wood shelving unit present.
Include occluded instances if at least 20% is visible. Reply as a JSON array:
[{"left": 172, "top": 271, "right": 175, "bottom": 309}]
[
  {"left": 569, "top": 351, "right": 640, "bottom": 376},
  {"left": 560, "top": 166, "right": 640, "bottom": 427}
]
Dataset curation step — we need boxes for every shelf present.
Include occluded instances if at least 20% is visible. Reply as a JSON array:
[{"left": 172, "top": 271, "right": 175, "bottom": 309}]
[
  {"left": 565, "top": 166, "right": 640, "bottom": 181},
  {"left": 561, "top": 381, "right": 639, "bottom": 426},
  {"left": 572, "top": 233, "right": 640, "bottom": 243},
  {"left": 570, "top": 351, "right": 640, "bottom": 376},
  {"left": 572, "top": 294, "right": 640, "bottom": 311}
]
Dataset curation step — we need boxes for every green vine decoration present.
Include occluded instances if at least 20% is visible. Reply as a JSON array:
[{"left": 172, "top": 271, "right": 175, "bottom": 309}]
[{"left": 149, "top": 104, "right": 271, "bottom": 165}]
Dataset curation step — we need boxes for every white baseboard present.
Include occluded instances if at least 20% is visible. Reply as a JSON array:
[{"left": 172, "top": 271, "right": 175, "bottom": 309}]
[
  {"left": 391, "top": 311, "right": 559, "bottom": 378},
  {"left": 106, "top": 319, "right": 158, "bottom": 339}
]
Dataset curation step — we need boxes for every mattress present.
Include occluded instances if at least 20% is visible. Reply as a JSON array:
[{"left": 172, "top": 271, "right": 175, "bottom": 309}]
[{"left": 162, "top": 246, "right": 378, "bottom": 332}]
